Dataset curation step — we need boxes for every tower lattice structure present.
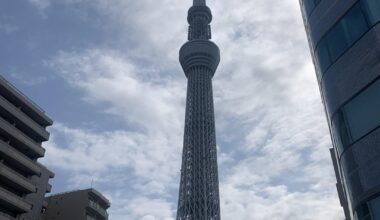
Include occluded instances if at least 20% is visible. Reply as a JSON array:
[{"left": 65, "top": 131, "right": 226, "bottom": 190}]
[{"left": 177, "top": 0, "right": 221, "bottom": 219}]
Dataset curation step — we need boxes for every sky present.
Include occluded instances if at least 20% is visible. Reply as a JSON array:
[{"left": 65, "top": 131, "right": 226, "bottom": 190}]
[{"left": 0, "top": 0, "right": 345, "bottom": 219}]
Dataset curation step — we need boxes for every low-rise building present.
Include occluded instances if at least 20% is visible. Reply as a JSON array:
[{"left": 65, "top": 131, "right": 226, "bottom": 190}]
[{"left": 44, "top": 188, "right": 110, "bottom": 220}]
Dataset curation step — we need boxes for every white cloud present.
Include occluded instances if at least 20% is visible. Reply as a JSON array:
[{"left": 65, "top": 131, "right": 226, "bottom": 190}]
[
  {"left": 44, "top": 122, "right": 180, "bottom": 218},
  {"left": 28, "top": 0, "right": 50, "bottom": 11},
  {"left": 47, "top": 49, "right": 185, "bottom": 133},
  {"left": 45, "top": 122, "right": 181, "bottom": 193},
  {"left": 221, "top": 183, "right": 342, "bottom": 220},
  {"left": 0, "top": 23, "right": 18, "bottom": 34},
  {"left": 102, "top": 195, "right": 174, "bottom": 220},
  {"left": 43, "top": 48, "right": 186, "bottom": 218},
  {"left": 9, "top": 72, "right": 48, "bottom": 85}
]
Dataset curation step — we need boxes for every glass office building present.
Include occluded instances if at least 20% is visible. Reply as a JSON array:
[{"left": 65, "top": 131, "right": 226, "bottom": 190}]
[{"left": 300, "top": 0, "right": 380, "bottom": 219}]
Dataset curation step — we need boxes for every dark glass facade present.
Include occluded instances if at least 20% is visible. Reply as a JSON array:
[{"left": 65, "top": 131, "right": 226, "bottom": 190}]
[
  {"left": 300, "top": 0, "right": 380, "bottom": 219},
  {"left": 303, "top": 0, "right": 321, "bottom": 16},
  {"left": 332, "top": 78, "right": 380, "bottom": 157},
  {"left": 315, "top": 0, "right": 380, "bottom": 76},
  {"left": 356, "top": 196, "right": 380, "bottom": 220}
]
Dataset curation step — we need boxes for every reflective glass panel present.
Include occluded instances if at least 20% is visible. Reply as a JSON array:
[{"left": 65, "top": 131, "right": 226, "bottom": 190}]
[
  {"left": 356, "top": 202, "right": 370, "bottom": 220},
  {"left": 361, "top": 0, "right": 380, "bottom": 25},
  {"left": 304, "top": 0, "right": 315, "bottom": 15},
  {"left": 341, "top": 3, "right": 369, "bottom": 45},
  {"left": 369, "top": 196, "right": 380, "bottom": 219},
  {"left": 326, "top": 21, "right": 349, "bottom": 61},
  {"left": 344, "top": 80, "right": 380, "bottom": 141},
  {"left": 332, "top": 110, "right": 352, "bottom": 155},
  {"left": 315, "top": 40, "right": 331, "bottom": 73},
  {"left": 314, "top": 1, "right": 376, "bottom": 77}
]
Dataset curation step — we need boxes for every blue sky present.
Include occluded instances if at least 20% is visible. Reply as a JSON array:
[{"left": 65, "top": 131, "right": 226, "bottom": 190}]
[{"left": 0, "top": 0, "right": 344, "bottom": 219}]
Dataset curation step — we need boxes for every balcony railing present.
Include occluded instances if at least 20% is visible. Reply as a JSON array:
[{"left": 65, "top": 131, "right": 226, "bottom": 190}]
[
  {"left": 89, "top": 200, "right": 109, "bottom": 218},
  {"left": 0, "top": 95, "right": 49, "bottom": 139},
  {"left": 0, "top": 211, "right": 16, "bottom": 220},
  {"left": 0, "top": 117, "right": 44, "bottom": 157},
  {"left": 0, "top": 186, "right": 32, "bottom": 212},
  {"left": 0, "top": 163, "right": 36, "bottom": 193},
  {"left": 0, "top": 140, "right": 40, "bottom": 174}
]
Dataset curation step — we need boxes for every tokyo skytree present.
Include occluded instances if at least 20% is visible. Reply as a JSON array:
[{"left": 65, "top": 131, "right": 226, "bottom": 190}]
[{"left": 176, "top": 0, "right": 221, "bottom": 219}]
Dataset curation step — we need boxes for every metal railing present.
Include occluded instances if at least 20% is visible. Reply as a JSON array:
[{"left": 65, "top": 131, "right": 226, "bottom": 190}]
[
  {"left": 0, "top": 117, "right": 44, "bottom": 155},
  {"left": 0, "top": 139, "right": 40, "bottom": 174},
  {"left": 0, "top": 211, "right": 16, "bottom": 220},
  {"left": 0, "top": 75, "right": 45, "bottom": 113},
  {"left": 0, "top": 163, "right": 36, "bottom": 192},
  {"left": 89, "top": 200, "right": 109, "bottom": 217},
  {"left": 0, "top": 95, "right": 47, "bottom": 131},
  {"left": 0, "top": 186, "right": 32, "bottom": 211}
]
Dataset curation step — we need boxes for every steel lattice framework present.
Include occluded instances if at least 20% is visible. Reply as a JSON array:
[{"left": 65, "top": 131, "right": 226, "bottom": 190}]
[{"left": 177, "top": 0, "right": 221, "bottom": 219}]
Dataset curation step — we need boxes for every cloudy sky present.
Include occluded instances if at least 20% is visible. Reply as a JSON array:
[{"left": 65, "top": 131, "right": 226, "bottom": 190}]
[{"left": 0, "top": 0, "right": 344, "bottom": 219}]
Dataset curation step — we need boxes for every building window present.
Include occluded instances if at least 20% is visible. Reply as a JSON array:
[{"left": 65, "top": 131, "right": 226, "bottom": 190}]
[
  {"left": 361, "top": 0, "right": 380, "bottom": 25},
  {"left": 89, "top": 199, "right": 108, "bottom": 216},
  {"left": 315, "top": 39, "right": 330, "bottom": 74},
  {"left": 332, "top": 110, "right": 352, "bottom": 156},
  {"left": 313, "top": 1, "right": 379, "bottom": 78},
  {"left": 342, "top": 4, "right": 369, "bottom": 45},
  {"left": 325, "top": 20, "right": 349, "bottom": 61},
  {"left": 332, "top": 79, "right": 380, "bottom": 156},
  {"left": 344, "top": 80, "right": 380, "bottom": 141},
  {"left": 355, "top": 195, "right": 380, "bottom": 220}
]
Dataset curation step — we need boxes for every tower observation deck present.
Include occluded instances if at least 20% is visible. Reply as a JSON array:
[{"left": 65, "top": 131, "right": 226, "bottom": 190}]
[{"left": 176, "top": 0, "right": 221, "bottom": 219}]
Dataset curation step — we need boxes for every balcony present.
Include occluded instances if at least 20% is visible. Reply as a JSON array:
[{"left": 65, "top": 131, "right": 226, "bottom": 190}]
[
  {"left": 0, "top": 186, "right": 32, "bottom": 213},
  {"left": 0, "top": 140, "right": 40, "bottom": 175},
  {"left": 87, "top": 200, "right": 109, "bottom": 220},
  {"left": 86, "top": 215, "right": 97, "bottom": 220},
  {"left": 0, "top": 211, "right": 16, "bottom": 220},
  {"left": 0, "top": 163, "right": 36, "bottom": 193},
  {"left": 0, "top": 76, "right": 52, "bottom": 127},
  {"left": 0, "top": 95, "right": 49, "bottom": 141},
  {"left": 0, "top": 117, "right": 45, "bottom": 157},
  {"left": 88, "top": 189, "right": 110, "bottom": 208}
]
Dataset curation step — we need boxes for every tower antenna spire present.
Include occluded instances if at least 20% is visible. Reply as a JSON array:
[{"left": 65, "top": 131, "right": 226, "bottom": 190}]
[{"left": 193, "top": 0, "right": 206, "bottom": 5}]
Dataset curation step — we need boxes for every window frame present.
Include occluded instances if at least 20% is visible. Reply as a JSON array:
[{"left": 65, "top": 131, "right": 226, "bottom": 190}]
[
  {"left": 313, "top": 1, "right": 377, "bottom": 80},
  {"left": 331, "top": 77, "right": 380, "bottom": 158}
]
